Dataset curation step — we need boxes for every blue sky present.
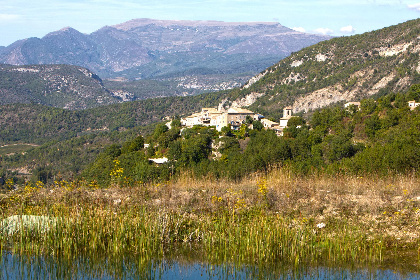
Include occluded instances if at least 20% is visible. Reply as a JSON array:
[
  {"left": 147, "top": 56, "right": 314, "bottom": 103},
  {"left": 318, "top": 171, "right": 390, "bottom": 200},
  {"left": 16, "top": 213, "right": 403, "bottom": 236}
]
[{"left": 1, "top": 0, "right": 420, "bottom": 46}]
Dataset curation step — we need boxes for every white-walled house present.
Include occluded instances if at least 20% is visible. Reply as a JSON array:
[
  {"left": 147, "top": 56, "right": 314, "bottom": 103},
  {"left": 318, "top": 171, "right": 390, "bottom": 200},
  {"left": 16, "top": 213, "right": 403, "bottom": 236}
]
[
  {"left": 148, "top": 157, "right": 168, "bottom": 164},
  {"left": 272, "top": 126, "right": 284, "bottom": 137},
  {"left": 181, "top": 108, "right": 223, "bottom": 128},
  {"left": 344, "top": 101, "right": 361, "bottom": 108},
  {"left": 215, "top": 108, "right": 254, "bottom": 131},
  {"left": 181, "top": 113, "right": 201, "bottom": 127},
  {"left": 408, "top": 100, "right": 420, "bottom": 110},
  {"left": 261, "top": 119, "right": 279, "bottom": 128},
  {"left": 201, "top": 108, "right": 223, "bottom": 126}
]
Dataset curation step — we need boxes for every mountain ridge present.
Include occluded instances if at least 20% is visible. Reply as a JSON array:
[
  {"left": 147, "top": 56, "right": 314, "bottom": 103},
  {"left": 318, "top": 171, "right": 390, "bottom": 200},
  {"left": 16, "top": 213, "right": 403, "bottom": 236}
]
[
  {"left": 222, "top": 18, "right": 420, "bottom": 119},
  {"left": 0, "top": 18, "right": 330, "bottom": 81},
  {"left": 111, "top": 18, "right": 286, "bottom": 30}
]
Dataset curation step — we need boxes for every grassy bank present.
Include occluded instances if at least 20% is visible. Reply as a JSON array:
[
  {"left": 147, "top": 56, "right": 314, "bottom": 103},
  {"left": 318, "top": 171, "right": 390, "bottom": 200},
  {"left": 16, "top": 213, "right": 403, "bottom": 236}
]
[{"left": 0, "top": 168, "right": 419, "bottom": 267}]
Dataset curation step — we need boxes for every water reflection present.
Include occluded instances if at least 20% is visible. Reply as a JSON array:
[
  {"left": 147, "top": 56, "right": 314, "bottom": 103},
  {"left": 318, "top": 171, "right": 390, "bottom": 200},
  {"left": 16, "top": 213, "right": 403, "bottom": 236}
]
[{"left": 1, "top": 252, "right": 419, "bottom": 280}]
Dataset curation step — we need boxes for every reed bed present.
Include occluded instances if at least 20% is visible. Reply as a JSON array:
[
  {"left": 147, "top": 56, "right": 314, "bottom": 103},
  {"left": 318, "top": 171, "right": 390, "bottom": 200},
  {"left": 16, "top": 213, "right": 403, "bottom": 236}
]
[
  {"left": 0, "top": 207, "right": 383, "bottom": 266},
  {"left": 0, "top": 169, "right": 419, "bottom": 267}
]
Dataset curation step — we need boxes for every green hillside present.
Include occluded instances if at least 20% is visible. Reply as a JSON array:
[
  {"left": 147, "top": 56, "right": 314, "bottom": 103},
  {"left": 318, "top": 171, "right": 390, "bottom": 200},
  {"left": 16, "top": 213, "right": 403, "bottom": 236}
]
[
  {"left": 2, "top": 85, "right": 420, "bottom": 185},
  {"left": 226, "top": 18, "right": 420, "bottom": 120},
  {"left": 0, "top": 64, "right": 118, "bottom": 109},
  {"left": 79, "top": 85, "right": 420, "bottom": 186},
  {"left": 3, "top": 19, "right": 420, "bottom": 184},
  {"left": 0, "top": 90, "right": 225, "bottom": 145}
]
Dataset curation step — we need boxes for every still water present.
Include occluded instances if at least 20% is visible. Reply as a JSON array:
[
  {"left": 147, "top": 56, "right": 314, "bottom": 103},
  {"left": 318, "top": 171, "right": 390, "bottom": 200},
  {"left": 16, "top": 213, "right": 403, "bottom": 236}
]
[{"left": 1, "top": 252, "right": 419, "bottom": 280}]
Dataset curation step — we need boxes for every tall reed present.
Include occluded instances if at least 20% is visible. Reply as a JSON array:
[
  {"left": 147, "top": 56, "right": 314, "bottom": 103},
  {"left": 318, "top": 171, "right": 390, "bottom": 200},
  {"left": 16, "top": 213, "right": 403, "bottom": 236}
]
[{"left": 1, "top": 206, "right": 384, "bottom": 267}]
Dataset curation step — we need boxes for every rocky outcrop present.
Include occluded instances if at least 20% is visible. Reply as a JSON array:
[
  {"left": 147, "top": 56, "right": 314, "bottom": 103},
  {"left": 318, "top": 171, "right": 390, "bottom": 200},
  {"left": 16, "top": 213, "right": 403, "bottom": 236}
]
[
  {"left": 231, "top": 92, "right": 265, "bottom": 108},
  {"left": 292, "top": 85, "right": 348, "bottom": 113},
  {"left": 243, "top": 72, "right": 268, "bottom": 89},
  {"left": 291, "top": 70, "right": 399, "bottom": 113}
]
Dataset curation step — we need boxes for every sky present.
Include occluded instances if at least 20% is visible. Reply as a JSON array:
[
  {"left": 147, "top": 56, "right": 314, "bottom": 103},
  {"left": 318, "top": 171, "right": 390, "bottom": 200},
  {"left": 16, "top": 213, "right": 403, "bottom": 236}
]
[{"left": 1, "top": 0, "right": 420, "bottom": 46}]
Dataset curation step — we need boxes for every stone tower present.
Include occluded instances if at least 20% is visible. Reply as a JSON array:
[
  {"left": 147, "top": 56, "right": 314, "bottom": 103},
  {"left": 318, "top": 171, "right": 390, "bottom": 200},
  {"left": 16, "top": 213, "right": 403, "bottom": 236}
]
[{"left": 283, "top": 107, "right": 292, "bottom": 119}]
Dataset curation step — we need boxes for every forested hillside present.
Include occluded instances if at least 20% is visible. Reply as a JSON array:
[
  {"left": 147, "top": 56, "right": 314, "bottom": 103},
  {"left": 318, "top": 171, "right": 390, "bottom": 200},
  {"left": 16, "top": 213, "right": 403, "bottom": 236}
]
[
  {"left": 0, "top": 64, "right": 118, "bottom": 109},
  {"left": 0, "top": 64, "right": 241, "bottom": 109},
  {"left": 224, "top": 18, "right": 420, "bottom": 119},
  {"left": 2, "top": 84, "right": 420, "bottom": 185},
  {"left": 3, "top": 19, "right": 420, "bottom": 113},
  {"left": 79, "top": 84, "right": 420, "bottom": 187},
  {"left": 0, "top": 90, "right": 226, "bottom": 145}
]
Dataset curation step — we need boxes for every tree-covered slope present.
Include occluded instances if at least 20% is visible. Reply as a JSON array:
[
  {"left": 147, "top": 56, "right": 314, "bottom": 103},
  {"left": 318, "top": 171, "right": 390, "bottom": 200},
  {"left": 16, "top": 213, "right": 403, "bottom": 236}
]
[
  {"left": 0, "top": 90, "right": 225, "bottom": 145},
  {"left": 79, "top": 84, "right": 420, "bottom": 187},
  {"left": 0, "top": 64, "right": 119, "bottom": 109},
  {"left": 3, "top": 84, "right": 420, "bottom": 185},
  {"left": 0, "top": 64, "right": 246, "bottom": 109},
  {"left": 226, "top": 18, "right": 420, "bottom": 120},
  {"left": 5, "top": 19, "right": 419, "bottom": 113},
  {"left": 0, "top": 91, "right": 222, "bottom": 181}
]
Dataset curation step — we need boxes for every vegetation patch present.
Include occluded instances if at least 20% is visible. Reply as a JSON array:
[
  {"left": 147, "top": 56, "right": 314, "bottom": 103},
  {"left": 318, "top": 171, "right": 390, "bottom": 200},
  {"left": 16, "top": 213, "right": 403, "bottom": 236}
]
[
  {"left": 1, "top": 172, "right": 419, "bottom": 268},
  {"left": 0, "top": 144, "right": 38, "bottom": 156}
]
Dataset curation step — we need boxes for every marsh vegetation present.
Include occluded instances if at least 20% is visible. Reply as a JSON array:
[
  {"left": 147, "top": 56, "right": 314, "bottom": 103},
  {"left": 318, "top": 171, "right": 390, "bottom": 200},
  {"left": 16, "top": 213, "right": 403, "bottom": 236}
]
[{"left": 1, "top": 169, "right": 420, "bottom": 273}]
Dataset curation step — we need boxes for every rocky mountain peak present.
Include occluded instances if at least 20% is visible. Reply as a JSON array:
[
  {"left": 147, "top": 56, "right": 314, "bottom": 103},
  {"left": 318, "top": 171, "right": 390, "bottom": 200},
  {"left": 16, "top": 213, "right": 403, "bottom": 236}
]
[{"left": 43, "top": 27, "right": 84, "bottom": 38}]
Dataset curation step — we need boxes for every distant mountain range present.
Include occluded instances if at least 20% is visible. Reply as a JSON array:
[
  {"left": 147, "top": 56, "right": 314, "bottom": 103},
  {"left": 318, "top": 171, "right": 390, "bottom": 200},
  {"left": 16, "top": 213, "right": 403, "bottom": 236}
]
[{"left": 0, "top": 19, "right": 330, "bottom": 81}]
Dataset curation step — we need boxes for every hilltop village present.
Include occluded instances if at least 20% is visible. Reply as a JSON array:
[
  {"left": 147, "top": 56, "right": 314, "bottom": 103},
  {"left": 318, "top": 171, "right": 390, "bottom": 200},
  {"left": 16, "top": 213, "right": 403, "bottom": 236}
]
[
  {"left": 177, "top": 107, "right": 294, "bottom": 136},
  {"left": 172, "top": 100, "right": 420, "bottom": 137}
]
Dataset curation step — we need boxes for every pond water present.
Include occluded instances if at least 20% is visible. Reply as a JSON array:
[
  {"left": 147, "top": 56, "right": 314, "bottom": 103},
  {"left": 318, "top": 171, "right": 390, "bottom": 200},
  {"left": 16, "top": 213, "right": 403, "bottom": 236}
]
[{"left": 1, "top": 252, "right": 420, "bottom": 280}]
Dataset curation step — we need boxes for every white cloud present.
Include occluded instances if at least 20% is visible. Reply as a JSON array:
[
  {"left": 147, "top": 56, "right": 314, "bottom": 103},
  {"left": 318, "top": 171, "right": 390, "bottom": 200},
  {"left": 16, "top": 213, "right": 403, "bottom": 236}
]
[
  {"left": 0, "top": 14, "right": 20, "bottom": 21},
  {"left": 408, "top": 3, "right": 420, "bottom": 11},
  {"left": 340, "top": 25, "right": 355, "bottom": 34},
  {"left": 292, "top": 27, "right": 306, "bottom": 33},
  {"left": 314, "top": 27, "right": 334, "bottom": 35}
]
